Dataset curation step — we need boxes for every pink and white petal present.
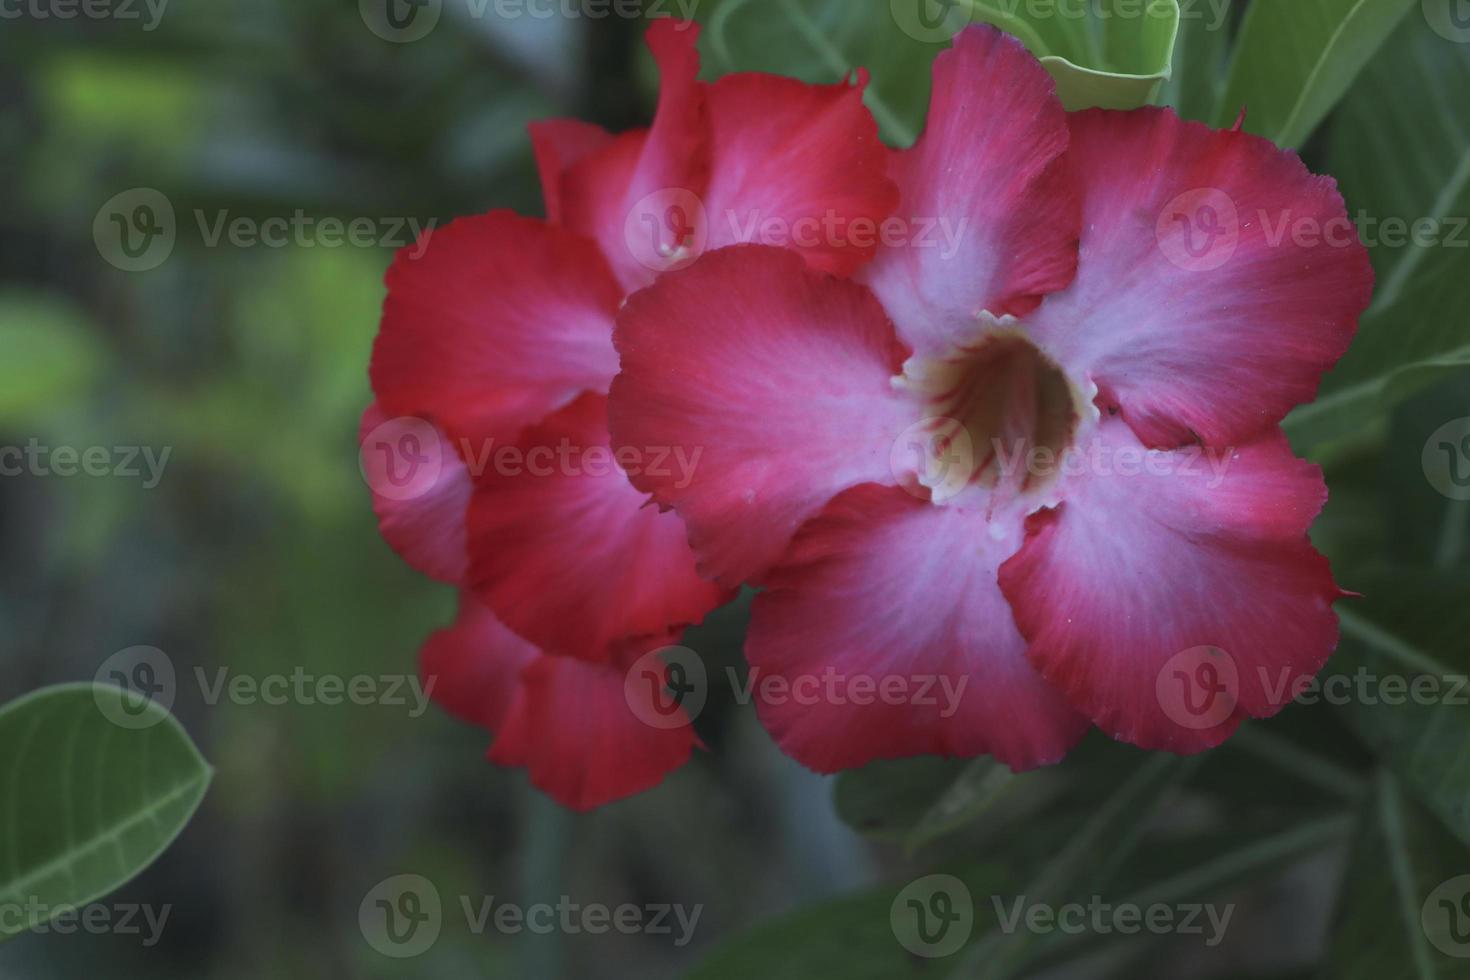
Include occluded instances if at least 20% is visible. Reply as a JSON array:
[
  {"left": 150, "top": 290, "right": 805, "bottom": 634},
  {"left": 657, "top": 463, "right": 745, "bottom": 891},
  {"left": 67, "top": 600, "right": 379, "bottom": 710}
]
[
  {"left": 529, "top": 118, "right": 614, "bottom": 224},
  {"left": 998, "top": 418, "right": 1344, "bottom": 754},
  {"left": 468, "top": 394, "right": 729, "bottom": 660},
  {"left": 701, "top": 71, "right": 898, "bottom": 277},
  {"left": 859, "top": 26, "right": 1080, "bottom": 356},
  {"left": 748, "top": 484, "right": 1088, "bottom": 772},
  {"left": 419, "top": 594, "right": 538, "bottom": 731},
  {"left": 359, "top": 403, "right": 471, "bottom": 583},
  {"left": 1024, "top": 107, "right": 1374, "bottom": 448},
  {"left": 370, "top": 212, "right": 622, "bottom": 444},
  {"left": 489, "top": 651, "right": 695, "bottom": 811},
  {"left": 560, "top": 19, "right": 707, "bottom": 292},
  {"left": 610, "top": 245, "right": 920, "bottom": 587}
]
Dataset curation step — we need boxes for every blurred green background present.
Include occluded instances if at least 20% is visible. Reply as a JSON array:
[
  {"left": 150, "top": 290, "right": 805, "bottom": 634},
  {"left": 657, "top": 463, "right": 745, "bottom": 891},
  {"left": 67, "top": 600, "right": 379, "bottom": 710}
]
[{"left": 3, "top": 0, "right": 1470, "bottom": 977}]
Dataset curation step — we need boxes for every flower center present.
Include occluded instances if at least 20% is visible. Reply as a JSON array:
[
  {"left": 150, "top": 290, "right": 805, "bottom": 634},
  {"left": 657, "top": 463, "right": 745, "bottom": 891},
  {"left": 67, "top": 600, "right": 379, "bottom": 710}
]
[{"left": 897, "top": 323, "right": 1089, "bottom": 504}]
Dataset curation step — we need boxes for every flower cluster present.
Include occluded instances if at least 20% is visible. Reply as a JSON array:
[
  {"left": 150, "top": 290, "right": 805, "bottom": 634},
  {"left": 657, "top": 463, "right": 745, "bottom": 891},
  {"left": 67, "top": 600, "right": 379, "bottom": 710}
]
[{"left": 362, "top": 20, "right": 1372, "bottom": 809}]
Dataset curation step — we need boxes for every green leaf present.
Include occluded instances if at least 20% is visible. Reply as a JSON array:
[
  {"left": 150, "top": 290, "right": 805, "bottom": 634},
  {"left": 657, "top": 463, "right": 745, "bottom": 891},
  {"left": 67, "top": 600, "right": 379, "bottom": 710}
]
[
  {"left": 695, "top": 744, "right": 1354, "bottom": 979},
  {"left": 1375, "top": 373, "right": 1470, "bottom": 569},
  {"left": 835, "top": 757, "right": 1027, "bottom": 852},
  {"left": 1323, "top": 772, "right": 1470, "bottom": 978},
  {"left": 1156, "top": 0, "right": 1236, "bottom": 121},
  {"left": 1284, "top": 19, "right": 1470, "bottom": 451},
  {"left": 1330, "top": 570, "right": 1470, "bottom": 846},
  {"left": 684, "top": 860, "right": 1013, "bottom": 980},
  {"left": 834, "top": 757, "right": 977, "bottom": 843},
  {"left": 954, "top": 754, "right": 1193, "bottom": 978},
  {"left": 690, "top": 750, "right": 1190, "bottom": 979},
  {"left": 0, "top": 294, "right": 107, "bottom": 423},
  {"left": 1217, "top": 0, "right": 1416, "bottom": 148},
  {"left": 0, "top": 684, "right": 212, "bottom": 941},
  {"left": 1330, "top": 17, "right": 1470, "bottom": 306},
  {"left": 701, "top": 0, "right": 939, "bottom": 145},
  {"left": 1019, "top": 815, "right": 1353, "bottom": 976},
  {"left": 902, "top": 759, "right": 1020, "bottom": 852},
  {"left": 700, "top": 0, "right": 1179, "bottom": 146},
  {"left": 971, "top": 0, "right": 1180, "bottom": 111}
]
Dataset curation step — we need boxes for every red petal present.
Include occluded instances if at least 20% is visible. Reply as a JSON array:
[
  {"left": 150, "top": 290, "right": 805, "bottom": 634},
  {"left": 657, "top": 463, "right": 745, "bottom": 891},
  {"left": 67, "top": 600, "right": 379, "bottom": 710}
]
[
  {"left": 860, "top": 25, "right": 1080, "bottom": 356},
  {"left": 369, "top": 211, "right": 622, "bottom": 445},
  {"left": 419, "top": 593, "right": 538, "bottom": 730},
  {"left": 529, "top": 118, "right": 614, "bottom": 224},
  {"left": 490, "top": 650, "right": 696, "bottom": 811},
  {"left": 359, "top": 403, "right": 470, "bottom": 583},
  {"left": 467, "top": 393, "right": 729, "bottom": 659},
  {"left": 702, "top": 70, "right": 898, "bottom": 277},
  {"left": 560, "top": 19, "right": 708, "bottom": 292},
  {"left": 1025, "top": 106, "right": 1374, "bottom": 448},
  {"left": 610, "top": 245, "right": 919, "bottom": 587},
  {"left": 998, "top": 419, "right": 1342, "bottom": 753},
  {"left": 748, "top": 485, "right": 1089, "bottom": 772}
]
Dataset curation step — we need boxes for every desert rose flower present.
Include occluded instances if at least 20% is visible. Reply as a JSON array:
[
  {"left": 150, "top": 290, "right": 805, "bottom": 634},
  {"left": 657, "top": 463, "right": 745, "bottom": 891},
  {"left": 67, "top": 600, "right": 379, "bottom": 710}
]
[
  {"left": 361, "top": 19, "right": 897, "bottom": 808},
  {"left": 610, "top": 26, "right": 1373, "bottom": 773}
]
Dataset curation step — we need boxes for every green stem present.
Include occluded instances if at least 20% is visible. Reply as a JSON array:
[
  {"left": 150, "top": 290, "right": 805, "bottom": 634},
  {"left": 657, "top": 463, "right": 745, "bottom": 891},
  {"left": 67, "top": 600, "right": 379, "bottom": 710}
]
[
  {"left": 1229, "top": 724, "right": 1365, "bottom": 801},
  {"left": 519, "top": 792, "right": 572, "bottom": 979}
]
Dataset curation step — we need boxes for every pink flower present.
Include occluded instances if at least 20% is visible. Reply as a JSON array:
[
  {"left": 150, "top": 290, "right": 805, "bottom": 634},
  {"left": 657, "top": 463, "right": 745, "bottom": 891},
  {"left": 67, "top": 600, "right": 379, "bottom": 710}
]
[
  {"left": 609, "top": 26, "right": 1374, "bottom": 772},
  {"left": 360, "top": 19, "right": 897, "bottom": 808}
]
